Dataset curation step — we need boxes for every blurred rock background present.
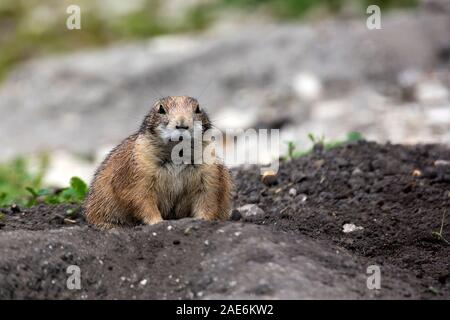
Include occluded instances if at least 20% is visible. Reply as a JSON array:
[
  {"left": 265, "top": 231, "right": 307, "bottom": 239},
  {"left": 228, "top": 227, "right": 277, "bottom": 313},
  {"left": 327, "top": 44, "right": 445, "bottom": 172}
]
[{"left": 0, "top": 0, "right": 449, "bottom": 200}]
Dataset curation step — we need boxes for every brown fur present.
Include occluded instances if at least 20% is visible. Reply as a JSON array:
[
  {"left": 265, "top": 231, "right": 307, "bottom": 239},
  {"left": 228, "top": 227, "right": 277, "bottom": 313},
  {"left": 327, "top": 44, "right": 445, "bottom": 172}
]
[{"left": 84, "top": 96, "right": 232, "bottom": 229}]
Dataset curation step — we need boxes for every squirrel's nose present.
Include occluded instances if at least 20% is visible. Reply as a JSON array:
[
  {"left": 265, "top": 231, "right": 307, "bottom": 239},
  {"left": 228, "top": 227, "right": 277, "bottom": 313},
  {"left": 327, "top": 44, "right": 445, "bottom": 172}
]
[{"left": 175, "top": 116, "right": 190, "bottom": 130}]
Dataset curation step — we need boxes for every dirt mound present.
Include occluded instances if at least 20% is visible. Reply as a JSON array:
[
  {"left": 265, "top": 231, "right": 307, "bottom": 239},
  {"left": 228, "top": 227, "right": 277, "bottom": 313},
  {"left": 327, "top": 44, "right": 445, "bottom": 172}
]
[
  {"left": 234, "top": 141, "right": 450, "bottom": 298},
  {"left": 0, "top": 141, "right": 449, "bottom": 299}
]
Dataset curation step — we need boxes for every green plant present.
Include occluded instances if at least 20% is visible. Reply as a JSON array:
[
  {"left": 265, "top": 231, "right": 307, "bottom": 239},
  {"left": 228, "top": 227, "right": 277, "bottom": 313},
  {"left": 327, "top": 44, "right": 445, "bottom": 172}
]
[
  {"left": 428, "top": 286, "right": 440, "bottom": 295},
  {"left": 346, "top": 131, "right": 363, "bottom": 142},
  {"left": 26, "top": 177, "right": 88, "bottom": 206},
  {"left": 307, "top": 133, "right": 325, "bottom": 146},
  {"left": 0, "top": 151, "right": 90, "bottom": 207},
  {"left": 432, "top": 211, "right": 449, "bottom": 245},
  {"left": 286, "top": 141, "right": 296, "bottom": 160},
  {"left": 284, "top": 131, "right": 364, "bottom": 160},
  {"left": 60, "top": 176, "right": 89, "bottom": 203},
  {"left": 0, "top": 155, "right": 48, "bottom": 207}
]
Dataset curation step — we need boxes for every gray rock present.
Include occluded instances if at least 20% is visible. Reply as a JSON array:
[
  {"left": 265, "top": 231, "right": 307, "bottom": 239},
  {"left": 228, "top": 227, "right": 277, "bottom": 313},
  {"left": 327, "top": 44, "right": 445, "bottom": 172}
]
[
  {"left": 0, "top": 11, "right": 449, "bottom": 160},
  {"left": 435, "top": 160, "right": 450, "bottom": 167},
  {"left": 236, "top": 204, "right": 265, "bottom": 218},
  {"left": 352, "top": 167, "right": 363, "bottom": 176}
]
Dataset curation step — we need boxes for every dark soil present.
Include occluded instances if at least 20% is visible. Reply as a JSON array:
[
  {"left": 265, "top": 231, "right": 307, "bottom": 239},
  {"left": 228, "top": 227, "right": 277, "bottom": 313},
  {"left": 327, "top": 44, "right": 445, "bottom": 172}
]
[
  {"left": 0, "top": 204, "right": 84, "bottom": 231},
  {"left": 234, "top": 141, "right": 450, "bottom": 298},
  {"left": 0, "top": 141, "right": 449, "bottom": 299}
]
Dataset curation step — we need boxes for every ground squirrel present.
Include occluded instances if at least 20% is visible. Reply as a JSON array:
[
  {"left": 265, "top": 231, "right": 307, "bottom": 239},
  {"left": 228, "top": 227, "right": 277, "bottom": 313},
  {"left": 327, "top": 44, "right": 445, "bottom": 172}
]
[{"left": 85, "top": 96, "right": 232, "bottom": 229}]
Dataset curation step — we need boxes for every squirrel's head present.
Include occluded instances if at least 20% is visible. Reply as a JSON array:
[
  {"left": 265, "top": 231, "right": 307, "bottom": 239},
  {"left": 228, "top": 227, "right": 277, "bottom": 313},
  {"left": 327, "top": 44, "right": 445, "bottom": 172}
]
[{"left": 141, "top": 96, "right": 211, "bottom": 143}]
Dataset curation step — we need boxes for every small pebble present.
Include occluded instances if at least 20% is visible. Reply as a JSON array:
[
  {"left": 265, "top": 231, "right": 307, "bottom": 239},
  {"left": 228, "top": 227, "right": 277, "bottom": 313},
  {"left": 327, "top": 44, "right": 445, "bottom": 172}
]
[
  {"left": 10, "top": 204, "right": 21, "bottom": 213},
  {"left": 230, "top": 209, "right": 242, "bottom": 221},
  {"left": 108, "top": 228, "right": 121, "bottom": 235},
  {"left": 261, "top": 170, "right": 277, "bottom": 186},
  {"left": 412, "top": 169, "right": 422, "bottom": 177},
  {"left": 236, "top": 204, "right": 265, "bottom": 218},
  {"left": 343, "top": 223, "right": 364, "bottom": 233},
  {"left": 288, "top": 188, "right": 297, "bottom": 197},
  {"left": 435, "top": 160, "right": 450, "bottom": 167},
  {"left": 298, "top": 194, "right": 308, "bottom": 202}
]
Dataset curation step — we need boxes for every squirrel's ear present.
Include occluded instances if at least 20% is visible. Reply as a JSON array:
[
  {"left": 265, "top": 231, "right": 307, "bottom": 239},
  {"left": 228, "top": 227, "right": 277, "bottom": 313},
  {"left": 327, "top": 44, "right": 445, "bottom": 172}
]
[
  {"left": 195, "top": 104, "right": 201, "bottom": 114},
  {"left": 158, "top": 105, "right": 166, "bottom": 114}
]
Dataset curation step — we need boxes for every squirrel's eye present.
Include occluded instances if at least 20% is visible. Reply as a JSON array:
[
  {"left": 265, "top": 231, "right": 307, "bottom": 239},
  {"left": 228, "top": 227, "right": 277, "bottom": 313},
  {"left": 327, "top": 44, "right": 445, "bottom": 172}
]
[
  {"left": 158, "top": 105, "right": 166, "bottom": 114},
  {"left": 195, "top": 105, "right": 201, "bottom": 114}
]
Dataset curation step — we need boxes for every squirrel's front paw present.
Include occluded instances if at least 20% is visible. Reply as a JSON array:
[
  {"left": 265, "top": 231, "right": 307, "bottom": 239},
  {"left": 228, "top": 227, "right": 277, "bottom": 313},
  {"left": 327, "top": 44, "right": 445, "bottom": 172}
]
[{"left": 143, "top": 216, "right": 163, "bottom": 225}]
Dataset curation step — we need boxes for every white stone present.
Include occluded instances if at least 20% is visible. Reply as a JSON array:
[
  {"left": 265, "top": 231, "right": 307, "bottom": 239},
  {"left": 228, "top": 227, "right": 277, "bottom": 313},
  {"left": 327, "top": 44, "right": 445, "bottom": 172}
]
[
  {"left": 292, "top": 72, "right": 322, "bottom": 101},
  {"left": 298, "top": 194, "right": 308, "bottom": 202},
  {"left": 416, "top": 79, "right": 449, "bottom": 103},
  {"left": 343, "top": 223, "right": 364, "bottom": 233},
  {"left": 435, "top": 160, "right": 450, "bottom": 166},
  {"left": 425, "top": 106, "right": 450, "bottom": 125},
  {"left": 289, "top": 188, "right": 297, "bottom": 197},
  {"left": 237, "top": 204, "right": 265, "bottom": 218}
]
